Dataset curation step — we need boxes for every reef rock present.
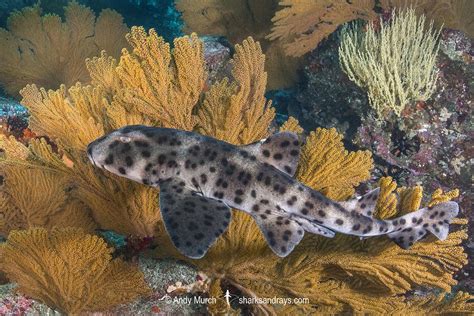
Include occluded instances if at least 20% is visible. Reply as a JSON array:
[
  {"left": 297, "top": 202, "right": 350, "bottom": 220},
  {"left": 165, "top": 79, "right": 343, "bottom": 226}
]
[
  {"left": 202, "top": 36, "right": 232, "bottom": 87},
  {"left": 355, "top": 28, "right": 472, "bottom": 208},
  {"left": 290, "top": 30, "right": 370, "bottom": 140},
  {"left": 0, "top": 97, "right": 29, "bottom": 140},
  {"left": 111, "top": 257, "right": 208, "bottom": 315}
]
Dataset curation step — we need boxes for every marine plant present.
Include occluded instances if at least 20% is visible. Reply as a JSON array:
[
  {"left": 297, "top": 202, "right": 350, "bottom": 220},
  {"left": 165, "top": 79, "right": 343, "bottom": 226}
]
[
  {"left": 0, "top": 27, "right": 472, "bottom": 314},
  {"left": 338, "top": 8, "right": 441, "bottom": 117},
  {"left": 0, "top": 1, "right": 129, "bottom": 97},
  {"left": 0, "top": 227, "right": 151, "bottom": 314}
]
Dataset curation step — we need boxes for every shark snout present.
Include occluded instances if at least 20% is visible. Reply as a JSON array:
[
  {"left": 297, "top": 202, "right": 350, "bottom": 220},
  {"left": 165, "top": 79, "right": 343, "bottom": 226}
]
[
  {"left": 86, "top": 135, "right": 108, "bottom": 167},
  {"left": 86, "top": 142, "right": 98, "bottom": 167}
]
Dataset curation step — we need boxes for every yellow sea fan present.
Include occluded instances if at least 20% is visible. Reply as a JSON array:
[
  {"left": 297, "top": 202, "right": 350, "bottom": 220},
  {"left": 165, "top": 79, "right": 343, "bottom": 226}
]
[
  {"left": 279, "top": 116, "right": 304, "bottom": 134},
  {"left": 0, "top": 227, "right": 151, "bottom": 314},
  {"left": 176, "top": 0, "right": 303, "bottom": 90},
  {"left": 429, "top": 188, "right": 460, "bottom": 207},
  {"left": 0, "top": 166, "right": 97, "bottom": 236},
  {"left": 0, "top": 2, "right": 129, "bottom": 97},
  {"left": 20, "top": 83, "right": 106, "bottom": 151},
  {"left": 196, "top": 37, "right": 275, "bottom": 144},
  {"left": 0, "top": 135, "right": 29, "bottom": 160},
  {"left": 381, "top": 0, "right": 474, "bottom": 37},
  {"left": 296, "top": 127, "right": 373, "bottom": 200},
  {"left": 113, "top": 27, "right": 205, "bottom": 130},
  {"left": 0, "top": 137, "right": 96, "bottom": 236},
  {"left": 267, "top": 0, "right": 378, "bottom": 57}
]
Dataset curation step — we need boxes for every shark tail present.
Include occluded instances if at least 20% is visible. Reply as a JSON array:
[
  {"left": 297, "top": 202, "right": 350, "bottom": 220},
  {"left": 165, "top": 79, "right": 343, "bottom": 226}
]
[{"left": 387, "top": 201, "right": 459, "bottom": 249}]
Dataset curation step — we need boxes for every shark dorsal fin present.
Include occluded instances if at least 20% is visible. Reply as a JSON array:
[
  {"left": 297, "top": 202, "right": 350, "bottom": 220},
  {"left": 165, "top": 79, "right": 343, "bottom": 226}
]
[{"left": 241, "top": 131, "right": 300, "bottom": 176}]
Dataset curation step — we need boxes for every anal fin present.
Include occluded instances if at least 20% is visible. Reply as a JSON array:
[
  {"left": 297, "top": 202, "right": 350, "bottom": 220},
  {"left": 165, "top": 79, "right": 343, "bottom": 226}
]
[{"left": 388, "top": 226, "right": 427, "bottom": 249}]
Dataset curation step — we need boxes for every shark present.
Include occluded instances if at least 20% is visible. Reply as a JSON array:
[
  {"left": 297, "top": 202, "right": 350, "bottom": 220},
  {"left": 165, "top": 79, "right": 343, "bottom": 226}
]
[{"left": 87, "top": 125, "right": 459, "bottom": 259}]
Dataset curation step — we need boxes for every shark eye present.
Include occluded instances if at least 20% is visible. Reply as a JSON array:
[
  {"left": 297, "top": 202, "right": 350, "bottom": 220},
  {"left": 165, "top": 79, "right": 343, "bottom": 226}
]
[{"left": 120, "top": 136, "right": 131, "bottom": 143}]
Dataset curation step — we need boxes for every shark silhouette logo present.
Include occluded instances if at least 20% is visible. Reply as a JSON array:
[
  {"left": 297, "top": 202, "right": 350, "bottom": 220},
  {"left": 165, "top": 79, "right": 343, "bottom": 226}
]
[
  {"left": 224, "top": 290, "right": 231, "bottom": 306},
  {"left": 159, "top": 294, "right": 172, "bottom": 304}
]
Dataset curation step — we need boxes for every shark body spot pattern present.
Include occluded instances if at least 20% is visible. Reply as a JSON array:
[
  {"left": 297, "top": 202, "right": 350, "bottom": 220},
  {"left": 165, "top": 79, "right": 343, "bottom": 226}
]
[{"left": 87, "top": 126, "right": 460, "bottom": 259}]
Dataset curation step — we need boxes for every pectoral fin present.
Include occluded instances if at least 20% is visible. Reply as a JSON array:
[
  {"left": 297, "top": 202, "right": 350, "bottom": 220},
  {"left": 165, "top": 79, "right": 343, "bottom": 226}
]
[{"left": 159, "top": 178, "right": 231, "bottom": 259}]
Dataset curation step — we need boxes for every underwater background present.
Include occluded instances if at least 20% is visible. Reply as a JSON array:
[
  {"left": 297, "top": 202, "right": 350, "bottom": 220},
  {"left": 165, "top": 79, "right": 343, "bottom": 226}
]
[{"left": 0, "top": 0, "right": 472, "bottom": 314}]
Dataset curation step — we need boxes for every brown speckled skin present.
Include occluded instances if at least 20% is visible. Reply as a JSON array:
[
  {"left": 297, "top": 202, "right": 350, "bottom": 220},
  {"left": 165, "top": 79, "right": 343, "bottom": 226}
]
[{"left": 87, "top": 126, "right": 459, "bottom": 258}]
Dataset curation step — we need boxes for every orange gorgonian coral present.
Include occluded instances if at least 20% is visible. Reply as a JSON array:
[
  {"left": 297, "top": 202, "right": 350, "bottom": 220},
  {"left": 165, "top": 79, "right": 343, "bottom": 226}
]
[
  {"left": 0, "top": 227, "right": 151, "bottom": 314},
  {"left": 268, "top": 0, "right": 378, "bottom": 57},
  {"left": 176, "top": 0, "right": 303, "bottom": 90},
  {"left": 0, "top": 1, "right": 129, "bottom": 97}
]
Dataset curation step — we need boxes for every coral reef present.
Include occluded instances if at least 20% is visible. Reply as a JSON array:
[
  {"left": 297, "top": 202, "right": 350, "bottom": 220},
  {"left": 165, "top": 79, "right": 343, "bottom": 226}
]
[
  {"left": 268, "top": 0, "right": 378, "bottom": 57},
  {"left": 291, "top": 22, "right": 473, "bottom": 296},
  {"left": 354, "top": 27, "right": 472, "bottom": 211},
  {"left": 0, "top": 1, "right": 129, "bottom": 97},
  {"left": 0, "top": 227, "right": 151, "bottom": 314},
  {"left": 176, "top": 0, "right": 303, "bottom": 90},
  {"left": 339, "top": 8, "right": 441, "bottom": 117},
  {"left": 0, "top": 26, "right": 471, "bottom": 313}
]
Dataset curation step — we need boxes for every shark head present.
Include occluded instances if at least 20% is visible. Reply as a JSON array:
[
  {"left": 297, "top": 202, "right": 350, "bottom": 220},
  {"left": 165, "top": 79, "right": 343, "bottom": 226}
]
[{"left": 87, "top": 125, "right": 174, "bottom": 184}]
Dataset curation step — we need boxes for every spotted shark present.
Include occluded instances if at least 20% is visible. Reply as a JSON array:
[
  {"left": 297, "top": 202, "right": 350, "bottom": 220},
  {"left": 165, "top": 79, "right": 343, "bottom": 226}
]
[{"left": 87, "top": 125, "right": 459, "bottom": 259}]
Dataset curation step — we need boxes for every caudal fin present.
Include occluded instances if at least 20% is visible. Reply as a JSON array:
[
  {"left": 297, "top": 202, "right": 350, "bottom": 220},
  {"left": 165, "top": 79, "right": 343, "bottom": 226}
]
[{"left": 388, "top": 201, "right": 459, "bottom": 249}]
